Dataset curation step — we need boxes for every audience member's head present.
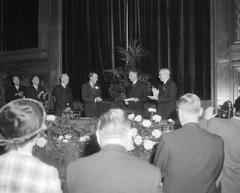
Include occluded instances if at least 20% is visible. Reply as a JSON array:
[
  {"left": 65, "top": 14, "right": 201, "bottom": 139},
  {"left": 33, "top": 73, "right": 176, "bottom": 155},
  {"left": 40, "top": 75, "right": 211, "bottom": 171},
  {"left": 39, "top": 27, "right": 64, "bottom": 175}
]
[
  {"left": 96, "top": 109, "right": 132, "bottom": 150},
  {"left": 159, "top": 68, "right": 170, "bottom": 83},
  {"left": 0, "top": 98, "right": 46, "bottom": 151},
  {"left": 177, "top": 93, "right": 202, "bottom": 125},
  {"left": 31, "top": 75, "right": 40, "bottom": 87},
  {"left": 89, "top": 72, "right": 98, "bottom": 85},
  {"left": 234, "top": 97, "right": 240, "bottom": 115},
  {"left": 218, "top": 100, "right": 233, "bottom": 119},
  {"left": 128, "top": 69, "right": 138, "bottom": 83},
  {"left": 12, "top": 75, "right": 20, "bottom": 86},
  {"left": 60, "top": 73, "right": 69, "bottom": 86}
]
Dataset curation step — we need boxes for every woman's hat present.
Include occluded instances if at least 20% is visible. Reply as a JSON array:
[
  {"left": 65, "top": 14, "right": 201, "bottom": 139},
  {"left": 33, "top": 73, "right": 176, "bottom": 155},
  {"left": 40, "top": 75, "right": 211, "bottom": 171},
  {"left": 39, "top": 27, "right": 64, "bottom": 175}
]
[{"left": 0, "top": 98, "right": 46, "bottom": 145}]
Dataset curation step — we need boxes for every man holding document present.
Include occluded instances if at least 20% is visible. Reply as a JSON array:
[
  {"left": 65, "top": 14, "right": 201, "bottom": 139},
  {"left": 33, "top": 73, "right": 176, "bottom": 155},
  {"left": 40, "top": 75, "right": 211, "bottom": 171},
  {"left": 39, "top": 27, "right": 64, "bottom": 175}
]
[{"left": 124, "top": 69, "right": 149, "bottom": 115}]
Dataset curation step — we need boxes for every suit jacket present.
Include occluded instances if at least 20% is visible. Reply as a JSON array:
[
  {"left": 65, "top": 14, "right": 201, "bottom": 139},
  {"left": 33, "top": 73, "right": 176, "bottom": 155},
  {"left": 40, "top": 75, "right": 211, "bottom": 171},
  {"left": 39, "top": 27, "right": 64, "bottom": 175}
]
[
  {"left": 157, "top": 79, "right": 177, "bottom": 119},
  {"left": 126, "top": 80, "right": 149, "bottom": 115},
  {"left": 153, "top": 122, "right": 224, "bottom": 193},
  {"left": 26, "top": 85, "right": 47, "bottom": 102},
  {"left": 66, "top": 144, "right": 162, "bottom": 193},
  {"left": 204, "top": 117, "right": 240, "bottom": 193},
  {"left": 52, "top": 84, "right": 73, "bottom": 117},
  {"left": 5, "top": 85, "right": 26, "bottom": 103},
  {"left": 81, "top": 82, "right": 101, "bottom": 117}
]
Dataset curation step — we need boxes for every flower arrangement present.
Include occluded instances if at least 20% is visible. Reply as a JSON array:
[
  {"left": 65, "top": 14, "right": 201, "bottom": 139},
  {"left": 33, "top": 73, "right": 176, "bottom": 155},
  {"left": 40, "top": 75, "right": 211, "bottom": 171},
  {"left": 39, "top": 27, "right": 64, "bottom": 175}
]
[
  {"left": 128, "top": 113, "right": 174, "bottom": 160},
  {"left": 33, "top": 116, "right": 97, "bottom": 169},
  {"left": 33, "top": 112, "right": 174, "bottom": 175}
]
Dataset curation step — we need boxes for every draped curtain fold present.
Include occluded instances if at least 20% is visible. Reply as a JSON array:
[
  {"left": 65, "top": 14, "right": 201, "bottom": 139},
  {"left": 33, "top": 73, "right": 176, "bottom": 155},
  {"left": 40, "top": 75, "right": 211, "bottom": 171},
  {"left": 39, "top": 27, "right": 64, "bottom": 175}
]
[{"left": 62, "top": 0, "right": 210, "bottom": 100}]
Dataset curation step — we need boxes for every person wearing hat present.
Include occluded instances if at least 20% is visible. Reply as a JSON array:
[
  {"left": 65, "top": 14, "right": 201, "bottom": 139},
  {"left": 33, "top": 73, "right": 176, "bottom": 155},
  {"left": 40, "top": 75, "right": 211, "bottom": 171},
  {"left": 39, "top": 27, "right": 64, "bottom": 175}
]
[
  {"left": 0, "top": 98, "right": 62, "bottom": 193},
  {"left": 201, "top": 99, "right": 240, "bottom": 193}
]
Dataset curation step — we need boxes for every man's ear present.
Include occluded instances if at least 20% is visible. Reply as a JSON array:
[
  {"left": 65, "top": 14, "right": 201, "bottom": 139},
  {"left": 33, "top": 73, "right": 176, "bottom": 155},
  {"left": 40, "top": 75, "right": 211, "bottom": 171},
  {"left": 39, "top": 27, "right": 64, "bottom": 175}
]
[
  {"left": 96, "top": 130, "right": 101, "bottom": 147},
  {"left": 199, "top": 107, "right": 203, "bottom": 117}
]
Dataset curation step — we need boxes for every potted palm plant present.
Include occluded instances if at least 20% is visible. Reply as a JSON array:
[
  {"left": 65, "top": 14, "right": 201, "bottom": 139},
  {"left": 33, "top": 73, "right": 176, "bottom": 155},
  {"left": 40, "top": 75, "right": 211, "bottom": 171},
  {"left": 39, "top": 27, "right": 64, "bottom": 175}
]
[{"left": 104, "top": 39, "right": 149, "bottom": 102}]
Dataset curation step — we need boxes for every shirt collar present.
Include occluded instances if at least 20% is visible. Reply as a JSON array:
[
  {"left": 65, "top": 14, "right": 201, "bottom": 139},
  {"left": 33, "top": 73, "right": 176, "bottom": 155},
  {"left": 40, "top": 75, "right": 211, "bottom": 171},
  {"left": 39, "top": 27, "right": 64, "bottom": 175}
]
[
  {"left": 33, "top": 85, "right": 38, "bottom": 90},
  {"left": 61, "top": 83, "right": 66, "bottom": 88},
  {"left": 132, "top": 79, "right": 137, "bottom": 85}
]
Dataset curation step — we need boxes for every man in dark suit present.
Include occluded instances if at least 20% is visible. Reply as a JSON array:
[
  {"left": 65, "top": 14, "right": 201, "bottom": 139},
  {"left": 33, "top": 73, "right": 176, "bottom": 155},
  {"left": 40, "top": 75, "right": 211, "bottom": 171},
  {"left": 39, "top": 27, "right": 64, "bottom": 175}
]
[
  {"left": 66, "top": 108, "right": 162, "bottom": 193},
  {"left": 5, "top": 75, "right": 26, "bottom": 103},
  {"left": 153, "top": 93, "right": 224, "bottom": 193},
  {"left": 124, "top": 69, "right": 149, "bottom": 115},
  {"left": 148, "top": 68, "right": 177, "bottom": 119},
  {"left": 200, "top": 99, "right": 240, "bottom": 193},
  {"left": 82, "top": 72, "right": 102, "bottom": 117},
  {"left": 52, "top": 74, "right": 73, "bottom": 117},
  {"left": 26, "top": 75, "right": 48, "bottom": 103}
]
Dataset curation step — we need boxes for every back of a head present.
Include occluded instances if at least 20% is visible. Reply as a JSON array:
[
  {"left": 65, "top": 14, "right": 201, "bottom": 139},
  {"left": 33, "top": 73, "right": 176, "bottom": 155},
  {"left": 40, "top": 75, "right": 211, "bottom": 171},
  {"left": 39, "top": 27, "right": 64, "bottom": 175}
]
[
  {"left": 178, "top": 93, "right": 201, "bottom": 115},
  {"left": 234, "top": 97, "right": 240, "bottom": 114},
  {"left": 0, "top": 98, "right": 46, "bottom": 147},
  {"left": 97, "top": 109, "right": 131, "bottom": 139},
  {"left": 218, "top": 100, "right": 233, "bottom": 119}
]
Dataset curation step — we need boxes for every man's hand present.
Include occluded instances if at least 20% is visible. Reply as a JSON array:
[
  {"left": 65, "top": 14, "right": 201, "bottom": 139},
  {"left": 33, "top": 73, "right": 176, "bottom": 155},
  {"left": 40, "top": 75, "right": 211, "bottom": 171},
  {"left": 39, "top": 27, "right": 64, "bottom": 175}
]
[
  {"left": 64, "top": 107, "right": 72, "bottom": 112},
  {"left": 38, "top": 91, "right": 45, "bottom": 99},
  {"left": 95, "top": 97, "right": 102, "bottom": 103},
  {"left": 15, "top": 91, "right": 24, "bottom": 97},
  {"left": 204, "top": 107, "right": 217, "bottom": 120},
  {"left": 148, "top": 95, "right": 158, "bottom": 100},
  {"left": 152, "top": 87, "right": 159, "bottom": 96},
  {"left": 132, "top": 98, "right": 139, "bottom": 102},
  {"left": 124, "top": 98, "right": 139, "bottom": 104}
]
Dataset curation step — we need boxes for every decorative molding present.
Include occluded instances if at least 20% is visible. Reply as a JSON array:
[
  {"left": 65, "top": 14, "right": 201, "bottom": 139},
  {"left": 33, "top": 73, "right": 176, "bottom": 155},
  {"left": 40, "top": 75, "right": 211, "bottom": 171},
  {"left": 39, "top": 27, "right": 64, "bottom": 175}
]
[{"left": 0, "top": 48, "right": 48, "bottom": 63}]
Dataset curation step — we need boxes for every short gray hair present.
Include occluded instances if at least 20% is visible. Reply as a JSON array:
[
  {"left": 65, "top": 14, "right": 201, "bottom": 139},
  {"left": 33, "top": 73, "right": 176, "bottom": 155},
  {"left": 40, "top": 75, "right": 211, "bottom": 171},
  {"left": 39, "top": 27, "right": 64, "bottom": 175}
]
[
  {"left": 159, "top": 68, "right": 170, "bottom": 76},
  {"left": 97, "top": 109, "right": 131, "bottom": 138},
  {"left": 178, "top": 93, "right": 201, "bottom": 114},
  {"left": 60, "top": 73, "right": 69, "bottom": 80}
]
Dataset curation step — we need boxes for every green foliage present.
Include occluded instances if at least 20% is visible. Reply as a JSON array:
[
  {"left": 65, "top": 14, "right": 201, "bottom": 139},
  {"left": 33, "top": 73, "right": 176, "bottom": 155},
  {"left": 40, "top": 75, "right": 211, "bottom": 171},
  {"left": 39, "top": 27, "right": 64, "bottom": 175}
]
[
  {"left": 116, "top": 39, "right": 149, "bottom": 71},
  {"left": 104, "top": 39, "right": 150, "bottom": 100}
]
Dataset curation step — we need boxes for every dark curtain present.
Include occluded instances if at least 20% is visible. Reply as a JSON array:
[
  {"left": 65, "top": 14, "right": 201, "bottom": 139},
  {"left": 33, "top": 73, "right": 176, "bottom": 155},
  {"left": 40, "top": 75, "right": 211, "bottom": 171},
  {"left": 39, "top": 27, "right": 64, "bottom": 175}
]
[
  {"left": 0, "top": 0, "right": 38, "bottom": 51},
  {"left": 63, "top": 0, "right": 210, "bottom": 100}
]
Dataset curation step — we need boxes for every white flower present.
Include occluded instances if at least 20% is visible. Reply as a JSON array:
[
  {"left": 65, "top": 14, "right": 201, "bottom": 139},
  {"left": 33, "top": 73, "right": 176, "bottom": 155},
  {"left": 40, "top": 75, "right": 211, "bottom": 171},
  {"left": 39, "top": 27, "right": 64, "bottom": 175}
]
[
  {"left": 152, "top": 115, "right": 162, "bottom": 122},
  {"left": 64, "top": 134, "right": 72, "bottom": 140},
  {"left": 128, "top": 113, "right": 135, "bottom": 120},
  {"left": 143, "top": 140, "right": 155, "bottom": 150},
  {"left": 79, "top": 135, "right": 90, "bottom": 142},
  {"left": 36, "top": 137, "right": 47, "bottom": 148},
  {"left": 134, "top": 135, "right": 142, "bottom": 145},
  {"left": 134, "top": 115, "right": 142, "bottom": 122},
  {"left": 148, "top": 108, "right": 157, "bottom": 113},
  {"left": 62, "top": 139, "right": 69, "bottom": 143},
  {"left": 168, "top": 118, "right": 174, "bottom": 123},
  {"left": 142, "top": 119, "right": 152, "bottom": 127},
  {"left": 58, "top": 135, "right": 64, "bottom": 140},
  {"left": 152, "top": 129, "right": 162, "bottom": 138},
  {"left": 46, "top": 115, "right": 56, "bottom": 121},
  {"left": 131, "top": 128, "right": 138, "bottom": 137}
]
